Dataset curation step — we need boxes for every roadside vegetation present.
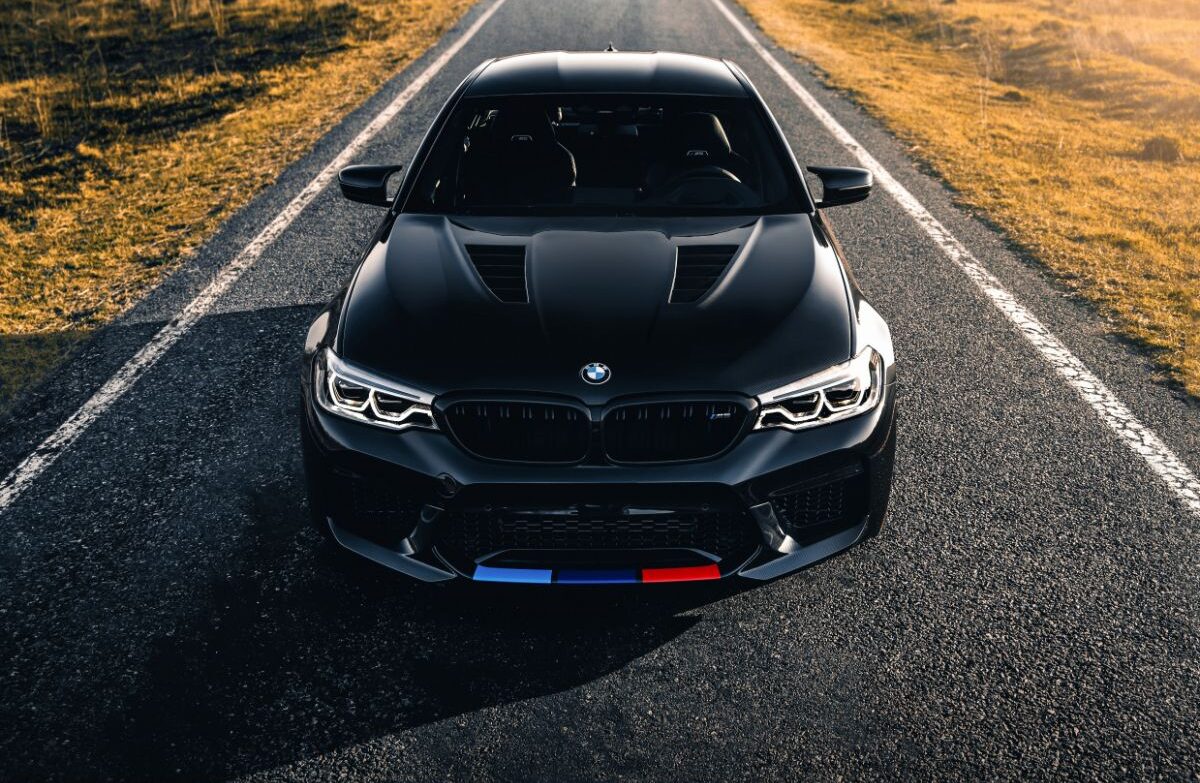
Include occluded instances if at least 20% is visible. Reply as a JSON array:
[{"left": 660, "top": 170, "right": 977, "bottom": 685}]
[
  {"left": 0, "top": 0, "right": 469, "bottom": 412},
  {"left": 740, "top": 0, "right": 1200, "bottom": 394}
]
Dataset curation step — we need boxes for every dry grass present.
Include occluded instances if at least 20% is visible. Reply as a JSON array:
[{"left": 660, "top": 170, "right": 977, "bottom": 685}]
[
  {"left": 0, "top": 0, "right": 470, "bottom": 411},
  {"left": 740, "top": 0, "right": 1200, "bottom": 394}
]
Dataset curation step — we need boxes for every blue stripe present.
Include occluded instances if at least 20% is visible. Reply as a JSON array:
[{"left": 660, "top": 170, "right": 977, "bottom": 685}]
[
  {"left": 555, "top": 569, "right": 639, "bottom": 584},
  {"left": 473, "top": 565, "right": 553, "bottom": 584}
]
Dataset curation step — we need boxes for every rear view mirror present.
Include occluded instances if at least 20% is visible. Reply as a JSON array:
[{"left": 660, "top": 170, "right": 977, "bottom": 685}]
[
  {"left": 338, "top": 164, "right": 404, "bottom": 207},
  {"left": 807, "top": 165, "right": 872, "bottom": 208}
]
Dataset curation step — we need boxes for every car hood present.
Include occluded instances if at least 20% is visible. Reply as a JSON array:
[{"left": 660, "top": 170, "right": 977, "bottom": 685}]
[{"left": 336, "top": 214, "right": 853, "bottom": 404}]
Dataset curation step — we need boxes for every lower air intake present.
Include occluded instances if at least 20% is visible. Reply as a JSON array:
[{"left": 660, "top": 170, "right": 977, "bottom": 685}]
[
  {"left": 332, "top": 473, "right": 423, "bottom": 549},
  {"left": 769, "top": 465, "right": 868, "bottom": 545},
  {"left": 439, "top": 509, "right": 759, "bottom": 564}
]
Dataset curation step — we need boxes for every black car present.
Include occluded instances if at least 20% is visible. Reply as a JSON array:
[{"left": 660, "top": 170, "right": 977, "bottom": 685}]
[{"left": 301, "top": 51, "right": 896, "bottom": 585}]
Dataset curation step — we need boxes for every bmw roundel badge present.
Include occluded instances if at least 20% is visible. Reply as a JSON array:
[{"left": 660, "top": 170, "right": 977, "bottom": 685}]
[{"left": 581, "top": 362, "right": 611, "bottom": 385}]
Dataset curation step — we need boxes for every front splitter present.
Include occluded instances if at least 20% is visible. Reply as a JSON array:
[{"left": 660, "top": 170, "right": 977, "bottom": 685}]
[{"left": 327, "top": 515, "right": 869, "bottom": 584}]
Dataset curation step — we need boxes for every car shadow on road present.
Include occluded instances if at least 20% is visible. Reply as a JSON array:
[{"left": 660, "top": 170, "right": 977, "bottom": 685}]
[{"left": 98, "top": 468, "right": 742, "bottom": 780}]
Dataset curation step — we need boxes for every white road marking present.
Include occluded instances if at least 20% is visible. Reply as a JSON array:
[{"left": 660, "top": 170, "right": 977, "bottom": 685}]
[
  {"left": 0, "top": 0, "right": 508, "bottom": 513},
  {"left": 711, "top": 0, "right": 1200, "bottom": 514}
]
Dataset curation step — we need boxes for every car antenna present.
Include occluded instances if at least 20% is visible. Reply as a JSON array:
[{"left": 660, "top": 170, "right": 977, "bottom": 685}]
[{"left": 604, "top": 42, "right": 618, "bottom": 52}]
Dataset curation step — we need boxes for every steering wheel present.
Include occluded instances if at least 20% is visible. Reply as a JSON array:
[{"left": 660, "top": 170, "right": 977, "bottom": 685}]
[
  {"left": 656, "top": 165, "right": 754, "bottom": 206},
  {"left": 658, "top": 164, "right": 741, "bottom": 190}
]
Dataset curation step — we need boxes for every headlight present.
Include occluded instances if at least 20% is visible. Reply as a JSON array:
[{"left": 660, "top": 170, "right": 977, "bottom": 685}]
[
  {"left": 754, "top": 347, "right": 884, "bottom": 431},
  {"left": 314, "top": 348, "right": 438, "bottom": 432}
]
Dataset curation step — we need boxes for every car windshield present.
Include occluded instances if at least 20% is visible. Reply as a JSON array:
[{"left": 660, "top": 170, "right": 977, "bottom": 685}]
[{"left": 404, "top": 94, "right": 806, "bottom": 216}]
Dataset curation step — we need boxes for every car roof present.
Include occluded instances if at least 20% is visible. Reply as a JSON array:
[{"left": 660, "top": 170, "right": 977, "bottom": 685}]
[{"left": 464, "top": 51, "right": 748, "bottom": 98}]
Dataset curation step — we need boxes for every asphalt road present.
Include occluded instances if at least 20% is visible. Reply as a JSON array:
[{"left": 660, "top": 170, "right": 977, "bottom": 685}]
[{"left": 2, "top": 1, "right": 1199, "bottom": 780}]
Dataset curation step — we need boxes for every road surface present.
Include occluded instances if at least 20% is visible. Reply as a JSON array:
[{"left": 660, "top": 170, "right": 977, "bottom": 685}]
[{"left": 2, "top": 0, "right": 1198, "bottom": 780}]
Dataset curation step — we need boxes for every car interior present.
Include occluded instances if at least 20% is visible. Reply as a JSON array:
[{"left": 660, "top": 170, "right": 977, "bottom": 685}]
[{"left": 411, "top": 95, "right": 797, "bottom": 213}]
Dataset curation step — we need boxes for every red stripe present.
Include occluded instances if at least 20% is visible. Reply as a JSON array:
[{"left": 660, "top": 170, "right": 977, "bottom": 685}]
[{"left": 641, "top": 564, "right": 721, "bottom": 583}]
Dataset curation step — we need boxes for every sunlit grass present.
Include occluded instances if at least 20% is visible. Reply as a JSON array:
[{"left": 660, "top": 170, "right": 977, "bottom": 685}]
[
  {"left": 741, "top": 0, "right": 1200, "bottom": 394},
  {"left": 0, "top": 0, "right": 470, "bottom": 411}
]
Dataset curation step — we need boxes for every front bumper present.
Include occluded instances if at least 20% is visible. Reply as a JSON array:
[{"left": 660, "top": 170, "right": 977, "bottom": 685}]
[{"left": 302, "top": 380, "right": 896, "bottom": 584}]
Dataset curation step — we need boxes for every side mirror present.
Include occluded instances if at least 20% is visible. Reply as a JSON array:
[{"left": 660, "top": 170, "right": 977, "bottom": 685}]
[
  {"left": 807, "top": 165, "right": 872, "bottom": 208},
  {"left": 338, "top": 164, "right": 404, "bottom": 207}
]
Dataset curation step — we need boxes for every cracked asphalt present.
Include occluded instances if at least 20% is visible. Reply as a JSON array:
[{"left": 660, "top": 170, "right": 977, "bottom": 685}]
[{"left": 1, "top": 0, "right": 1198, "bottom": 780}]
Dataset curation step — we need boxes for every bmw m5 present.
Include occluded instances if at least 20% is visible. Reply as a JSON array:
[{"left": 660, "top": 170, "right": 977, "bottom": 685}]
[{"left": 301, "top": 50, "right": 897, "bottom": 585}]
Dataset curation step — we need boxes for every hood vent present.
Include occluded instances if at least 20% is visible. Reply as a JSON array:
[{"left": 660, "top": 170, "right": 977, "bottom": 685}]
[
  {"left": 465, "top": 244, "right": 528, "bottom": 303},
  {"left": 670, "top": 245, "right": 738, "bottom": 303}
]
